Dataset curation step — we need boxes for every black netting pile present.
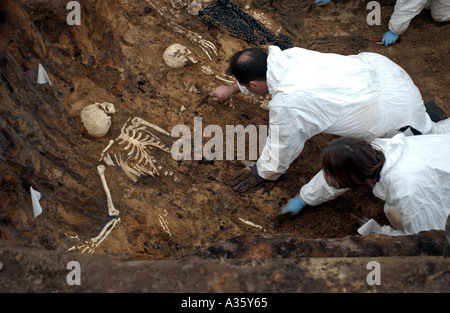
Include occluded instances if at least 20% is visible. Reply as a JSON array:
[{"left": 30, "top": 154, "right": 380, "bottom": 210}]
[{"left": 198, "top": 0, "right": 293, "bottom": 50}]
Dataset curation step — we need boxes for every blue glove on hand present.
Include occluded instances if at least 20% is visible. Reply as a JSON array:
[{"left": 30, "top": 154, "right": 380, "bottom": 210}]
[
  {"left": 382, "top": 31, "right": 399, "bottom": 46},
  {"left": 315, "top": 0, "right": 331, "bottom": 6},
  {"left": 279, "top": 196, "right": 306, "bottom": 216}
]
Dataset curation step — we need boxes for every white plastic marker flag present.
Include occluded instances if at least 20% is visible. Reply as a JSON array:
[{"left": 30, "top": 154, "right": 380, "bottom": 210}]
[
  {"left": 30, "top": 186, "right": 43, "bottom": 218},
  {"left": 357, "top": 218, "right": 382, "bottom": 235},
  {"left": 37, "top": 63, "right": 52, "bottom": 86}
]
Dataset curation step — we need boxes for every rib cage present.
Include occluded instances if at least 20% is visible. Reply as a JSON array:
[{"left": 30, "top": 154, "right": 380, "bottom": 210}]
[{"left": 100, "top": 117, "right": 179, "bottom": 182}]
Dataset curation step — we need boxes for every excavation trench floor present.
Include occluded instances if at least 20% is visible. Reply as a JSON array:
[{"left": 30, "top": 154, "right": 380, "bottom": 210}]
[{"left": 0, "top": 0, "right": 449, "bottom": 292}]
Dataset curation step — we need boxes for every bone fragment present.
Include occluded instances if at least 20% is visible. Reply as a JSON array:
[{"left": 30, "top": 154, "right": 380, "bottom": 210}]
[
  {"left": 238, "top": 217, "right": 267, "bottom": 232},
  {"left": 97, "top": 165, "right": 120, "bottom": 216},
  {"left": 159, "top": 214, "right": 172, "bottom": 237},
  {"left": 99, "top": 139, "right": 115, "bottom": 162},
  {"left": 215, "top": 75, "right": 235, "bottom": 84}
]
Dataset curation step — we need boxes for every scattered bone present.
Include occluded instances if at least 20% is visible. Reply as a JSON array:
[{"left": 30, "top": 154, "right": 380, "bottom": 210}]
[
  {"left": 146, "top": 0, "right": 218, "bottom": 61},
  {"left": 132, "top": 117, "right": 170, "bottom": 136},
  {"left": 238, "top": 217, "right": 267, "bottom": 232},
  {"left": 187, "top": 0, "right": 212, "bottom": 15},
  {"left": 103, "top": 153, "right": 115, "bottom": 166},
  {"left": 215, "top": 75, "right": 235, "bottom": 84},
  {"left": 97, "top": 165, "right": 120, "bottom": 216},
  {"left": 183, "top": 81, "right": 202, "bottom": 93},
  {"left": 82, "top": 218, "right": 120, "bottom": 254},
  {"left": 159, "top": 214, "right": 172, "bottom": 237},
  {"left": 91, "top": 218, "right": 120, "bottom": 245},
  {"left": 170, "top": 22, "right": 218, "bottom": 60},
  {"left": 199, "top": 45, "right": 212, "bottom": 61},
  {"left": 67, "top": 218, "right": 120, "bottom": 254},
  {"left": 252, "top": 12, "right": 271, "bottom": 28},
  {"left": 99, "top": 139, "right": 115, "bottom": 162},
  {"left": 65, "top": 233, "right": 80, "bottom": 240},
  {"left": 170, "top": 0, "right": 189, "bottom": 10},
  {"left": 201, "top": 65, "right": 214, "bottom": 75}
]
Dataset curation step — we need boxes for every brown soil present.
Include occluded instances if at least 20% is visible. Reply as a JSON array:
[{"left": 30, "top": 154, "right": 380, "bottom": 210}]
[{"left": 0, "top": 0, "right": 449, "bottom": 292}]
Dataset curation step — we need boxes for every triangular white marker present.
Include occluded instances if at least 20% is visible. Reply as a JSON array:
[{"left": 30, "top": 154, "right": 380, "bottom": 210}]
[
  {"left": 37, "top": 64, "right": 52, "bottom": 86},
  {"left": 357, "top": 218, "right": 382, "bottom": 235},
  {"left": 30, "top": 186, "right": 43, "bottom": 218}
]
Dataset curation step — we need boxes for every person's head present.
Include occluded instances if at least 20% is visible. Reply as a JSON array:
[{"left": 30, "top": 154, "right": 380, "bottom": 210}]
[
  {"left": 227, "top": 47, "right": 269, "bottom": 95},
  {"left": 321, "top": 137, "right": 385, "bottom": 190}
]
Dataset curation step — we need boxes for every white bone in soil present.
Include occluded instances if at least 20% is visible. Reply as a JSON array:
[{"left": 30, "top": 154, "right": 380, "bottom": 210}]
[{"left": 97, "top": 165, "right": 119, "bottom": 217}]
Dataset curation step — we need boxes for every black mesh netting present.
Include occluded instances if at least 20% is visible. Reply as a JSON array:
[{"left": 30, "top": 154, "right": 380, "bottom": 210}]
[{"left": 198, "top": 0, "right": 293, "bottom": 50}]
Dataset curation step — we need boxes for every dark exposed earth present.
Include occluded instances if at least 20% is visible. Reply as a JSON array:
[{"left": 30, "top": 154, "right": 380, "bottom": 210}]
[{"left": 0, "top": 0, "right": 449, "bottom": 293}]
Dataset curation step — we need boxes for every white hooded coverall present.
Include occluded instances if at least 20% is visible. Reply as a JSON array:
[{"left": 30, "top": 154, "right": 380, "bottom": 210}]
[
  {"left": 389, "top": 0, "right": 450, "bottom": 35},
  {"left": 239, "top": 46, "right": 444, "bottom": 181},
  {"left": 300, "top": 133, "right": 450, "bottom": 236}
]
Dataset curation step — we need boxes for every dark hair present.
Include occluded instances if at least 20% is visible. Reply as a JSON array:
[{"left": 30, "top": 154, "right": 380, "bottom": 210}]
[
  {"left": 322, "top": 137, "right": 385, "bottom": 189},
  {"left": 226, "top": 47, "right": 268, "bottom": 85}
]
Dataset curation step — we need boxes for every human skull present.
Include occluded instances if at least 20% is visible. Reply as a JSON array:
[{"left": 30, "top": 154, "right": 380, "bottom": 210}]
[
  {"left": 80, "top": 102, "right": 116, "bottom": 137},
  {"left": 163, "top": 43, "right": 197, "bottom": 68}
]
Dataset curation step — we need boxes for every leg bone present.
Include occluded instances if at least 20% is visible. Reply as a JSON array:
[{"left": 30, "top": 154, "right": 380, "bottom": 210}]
[{"left": 97, "top": 165, "right": 120, "bottom": 216}]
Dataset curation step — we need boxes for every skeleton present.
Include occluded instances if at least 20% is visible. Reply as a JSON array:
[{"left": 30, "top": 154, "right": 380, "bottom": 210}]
[
  {"left": 170, "top": 22, "right": 218, "bottom": 61},
  {"left": 68, "top": 117, "right": 179, "bottom": 254},
  {"left": 145, "top": 0, "right": 218, "bottom": 61},
  {"left": 67, "top": 218, "right": 121, "bottom": 254},
  {"left": 252, "top": 12, "right": 271, "bottom": 29},
  {"left": 99, "top": 117, "right": 178, "bottom": 183}
]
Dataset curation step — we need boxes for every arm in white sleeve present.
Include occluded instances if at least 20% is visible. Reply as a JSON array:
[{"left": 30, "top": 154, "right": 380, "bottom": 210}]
[
  {"left": 300, "top": 170, "right": 349, "bottom": 206},
  {"left": 256, "top": 105, "right": 319, "bottom": 180},
  {"left": 256, "top": 111, "right": 303, "bottom": 180},
  {"left": 388, "top": 0, "right": 429, "bottom": 35}
]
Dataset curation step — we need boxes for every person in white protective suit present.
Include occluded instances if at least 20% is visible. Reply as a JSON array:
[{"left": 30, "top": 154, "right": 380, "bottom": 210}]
[
  {"left": 313, "top": 0, "right": 450, "bottom": 46},
  {"left": 382, "top": 0, "right": 450, "bottom": 46},
  {"left": 211, "top": 46, "right": 450, "bottom": 192},
  {"left": 278, "top": 133, "right": 450, "bottom": 236}
]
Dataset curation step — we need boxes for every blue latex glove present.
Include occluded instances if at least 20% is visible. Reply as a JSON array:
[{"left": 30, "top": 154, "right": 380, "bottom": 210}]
[
  {"left": 382, "top": 30, "right": 399, "bottom": 46},
  {"left": 315, "top": 0, "right": 331, "bottom": 6},
  {"left": 279, "top": 196, "right": 306, "bottom": 216}
]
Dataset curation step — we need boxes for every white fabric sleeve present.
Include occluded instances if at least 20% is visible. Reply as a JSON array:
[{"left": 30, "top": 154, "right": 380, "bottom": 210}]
[
  {"left": 430, "top": 0, "right": 450, "bottom": 22},
  {"left": 388, "top": 0, "right": 429, "bottom": 35},
  {"left": 256, "top": 102, "right": 328, "bottom": 180},
  {"left": 299, "top": 170, "right": 349, "bottom": 206},
  {"left": 256, "top": 109, "right": 303, "bottom": 180}
]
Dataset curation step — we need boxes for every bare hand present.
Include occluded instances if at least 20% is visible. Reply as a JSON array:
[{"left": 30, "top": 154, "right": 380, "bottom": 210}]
[{"left": 211, "top": 84, "right": 239, "bottom": 102}]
